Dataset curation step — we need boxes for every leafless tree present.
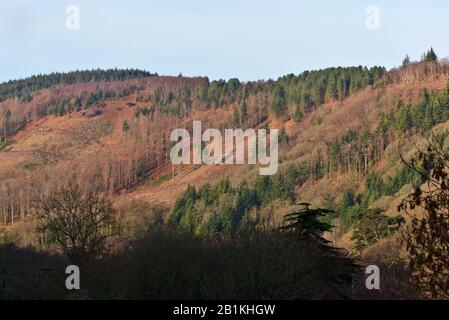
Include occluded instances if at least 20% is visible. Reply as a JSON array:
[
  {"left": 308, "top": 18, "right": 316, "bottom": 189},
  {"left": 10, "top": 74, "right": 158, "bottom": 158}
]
[{"left": 32, "top": 182, "right": 115, "bottom": 264}]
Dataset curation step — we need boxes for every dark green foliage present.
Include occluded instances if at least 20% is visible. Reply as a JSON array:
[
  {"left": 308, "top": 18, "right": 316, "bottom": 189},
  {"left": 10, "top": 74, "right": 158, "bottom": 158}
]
[
  {"left": 276, "top": 66, "right": 384, "bottom": 114},
  {"left": 19, "top": 91, "right": 33, "bottom": 103},
  {"left": 395, "top": 101, "right": 413, "bottom": 132},
  {"left": 134, "top": 106, "right": 154, "bottom": 118},
  {"left": 422, "top": 47, "right": 438, "bottom": 62},
  {"left": 351, "top": 208, "right": 404, "bottom": 250},
  {"left": 279, "top": 203, "right": 334, "bottom": 244},
  {"left": 365, "top": 172, "right": 385, "bottom": 204},
  {"left": 338, "top": 190, "right": 364, "bottom": 230},
  {"left": 207, "top": 79, "right": 228, "bottom": 106},
  {"left": 384, "top": 166, "right": 421, "bottom": 195},
  {"left": 325, "top": 76, "right": 338, "bottom": 101},
  {"left": 170, "top": 184, "right": 198, "bottom": 226},
  {"left": 335, "top": 165, "right": 420, "bottom": 231},
  {"left": 270, "top": 85, "right": 288, "bottom": 118},
  {"left": 402, "top": 54, "right": 411, "bottom": 67},
  {"left": 44, "top": 86, "right": 137, "bottom": 118},
  {"left": 170, "top": 172, "right": 300, "bottom": 237},
  {"left": 202, "top": 66, "right": 385, "bottom": 122},
  {"left": 340, "top": 190, "right": 355, "bottom": 208},
  {"left": 278, "top": 203, "right": 359, "bottom": 288},
  {"left": 379, "top": 85, "right": 449, "bottom": 134},
  {"left": 0, "top": 66, "right": 384, "bottom": 142},
  {"left": 0, "top": 69, "right": 155, "bottom": 103},
  {"left": 226, "top": 78, "right": 241, "bottom": 102},
  {"left": 342, "top": 129, "right": 357, "bottom": 144}
]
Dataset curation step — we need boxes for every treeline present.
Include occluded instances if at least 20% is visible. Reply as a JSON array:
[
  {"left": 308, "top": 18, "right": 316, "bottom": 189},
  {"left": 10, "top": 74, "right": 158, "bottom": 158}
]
[
  {"left": 0, "top": 66, "right": 386, "bottom": 143},
  {"left": 130, "top": 66, "right": 386, "bottom": 121},
  {"left": 47, "top": 85, "right": 139, "bottom": 116},
  {"left": 273, "top": 66, "right": 385, "bottom": 119},
  {"left": 130, "top": 78, "right": 253, "bottom": 119},
  {"left": 379, "top": 83, "right": 449, "bottom": 134},
  {"left": 0, "top": 64, "right": 438, "bottom": 228},
  {"left": 0, "top": 69, "right": 156, "bottom": 103}
]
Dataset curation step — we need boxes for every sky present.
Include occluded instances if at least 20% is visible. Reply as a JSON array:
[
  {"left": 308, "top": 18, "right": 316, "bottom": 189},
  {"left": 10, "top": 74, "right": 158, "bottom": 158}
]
[{"left": 1, "top": 0, "right": 449, "bottom": 83}]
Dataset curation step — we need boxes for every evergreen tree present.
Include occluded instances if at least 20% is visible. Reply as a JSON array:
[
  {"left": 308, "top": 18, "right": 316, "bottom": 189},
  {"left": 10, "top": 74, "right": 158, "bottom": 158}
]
[
  {"left": 279, "top": 126, "right": 289, "bottom": 144},
  {"left": 278, "top": 203, "right": 334, "bottom": 245},
  {"left": 423, "top": 47, "right": 438, "bottom": 62},
  {"left": 240, "top": 100, "right": 248, "bottom": 124},
  {"left": 365, "top": 172, "right": 384, "bottom": 204},
  {"left": 293, "top": 104, "right": 303, "bottom": 122},
  {"left": 325, "top": 77, "right": 338, "bottom": 101},
  {"left": 402, "top": 54, "right": 411, "bottom": 67},
  {"left": 122, "top": 120, "right": 130, "bottom": 132},
  {"left": 351, "top": 208, "right": 404, "bottom": 251},
  {"left": 270, "top": 85, "right": 288, "bottom": 118},
  {"left": 396, "top": 102, "right": 413, "bottom": 132}
]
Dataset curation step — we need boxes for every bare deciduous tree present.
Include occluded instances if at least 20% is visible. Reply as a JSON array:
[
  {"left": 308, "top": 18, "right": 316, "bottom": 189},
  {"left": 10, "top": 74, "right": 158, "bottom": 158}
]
[{"left": 32, "top": 182, "right": 115, "bottom": 264}]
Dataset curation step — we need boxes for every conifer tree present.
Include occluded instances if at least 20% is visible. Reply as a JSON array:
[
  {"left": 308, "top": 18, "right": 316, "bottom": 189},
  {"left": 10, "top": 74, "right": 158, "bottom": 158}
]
[
  {"left": 270, "top": 85, "right": 288, "bottom": 118},
  {"left": 402, "top": 54, "right": 411, "bottom": 67}
]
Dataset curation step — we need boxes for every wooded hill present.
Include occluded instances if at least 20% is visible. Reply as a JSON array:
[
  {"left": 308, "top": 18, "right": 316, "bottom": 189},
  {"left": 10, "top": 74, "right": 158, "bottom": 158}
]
[{"left": 1, "top": 52, "right": 449, "bottom": 299}]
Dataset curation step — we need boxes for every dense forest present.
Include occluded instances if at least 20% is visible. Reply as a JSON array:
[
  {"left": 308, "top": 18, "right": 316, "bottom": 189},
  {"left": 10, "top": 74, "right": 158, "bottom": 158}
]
[
  {"left": 0, "top": 65, "right": 387, "bottom": 227},
  {"left": 0, "top": 60, "right": 442, "bottom": 227},
  {"left": 1, "top": 50, "right": 449, "bottom": 299},
  {"left": 0, "top": 66, "right": 384, "bottom": 140}
]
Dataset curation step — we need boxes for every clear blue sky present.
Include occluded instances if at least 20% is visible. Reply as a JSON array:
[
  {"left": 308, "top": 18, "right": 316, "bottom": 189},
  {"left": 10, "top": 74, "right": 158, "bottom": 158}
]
[{"left": 1, "top": 0, "right": 448, "bottom": 83}]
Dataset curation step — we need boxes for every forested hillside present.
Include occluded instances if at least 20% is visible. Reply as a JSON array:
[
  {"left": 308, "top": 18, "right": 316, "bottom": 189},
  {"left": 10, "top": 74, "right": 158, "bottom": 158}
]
[
  {"left": 0, "top": 69, "right": 156, "bottom": 103},
  {"left": 0, "top": 65, "right": 385, "bottom": 225},
  {"left": 1, "top": 50, "right": 449, "bottom": 299}
]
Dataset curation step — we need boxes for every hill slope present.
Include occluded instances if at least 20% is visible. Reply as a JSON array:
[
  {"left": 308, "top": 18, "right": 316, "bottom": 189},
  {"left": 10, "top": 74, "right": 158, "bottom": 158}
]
[{"left": 1, "top": 63, "right": 449, "bottom": 254}]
